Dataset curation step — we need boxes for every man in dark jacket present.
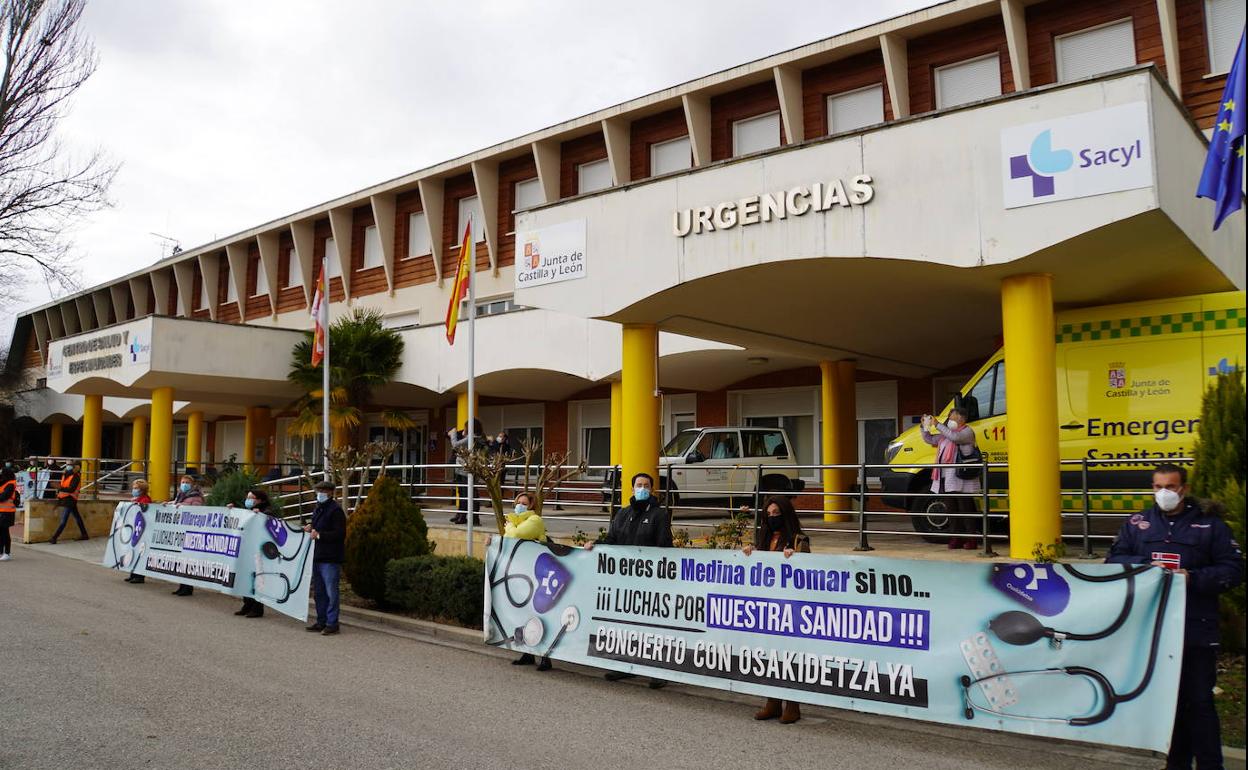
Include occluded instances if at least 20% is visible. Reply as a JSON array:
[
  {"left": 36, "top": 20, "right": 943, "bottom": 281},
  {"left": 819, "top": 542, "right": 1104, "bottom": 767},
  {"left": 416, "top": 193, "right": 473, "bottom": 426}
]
[
  {"left": 305, "top": 480, "right": 347, "bottom": 636},
  {"left": 588, "top": 472, "right": 673, "bottom": 687},
  {"left": 1106, "top": 463, "right": 1243, "bottom": 770}
]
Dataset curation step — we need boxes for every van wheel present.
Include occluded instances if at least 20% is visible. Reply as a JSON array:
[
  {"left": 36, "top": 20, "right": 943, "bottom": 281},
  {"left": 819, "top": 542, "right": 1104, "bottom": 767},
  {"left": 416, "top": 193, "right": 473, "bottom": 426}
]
[{"left": 909, "top": 496, "right": 953, "bottom": 543}]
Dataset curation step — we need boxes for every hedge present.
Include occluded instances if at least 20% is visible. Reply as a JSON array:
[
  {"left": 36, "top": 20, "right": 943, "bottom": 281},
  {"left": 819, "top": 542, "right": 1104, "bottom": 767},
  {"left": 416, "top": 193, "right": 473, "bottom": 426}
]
[{"left": 385, "top": 554, "right": 484, "bottom": 628}]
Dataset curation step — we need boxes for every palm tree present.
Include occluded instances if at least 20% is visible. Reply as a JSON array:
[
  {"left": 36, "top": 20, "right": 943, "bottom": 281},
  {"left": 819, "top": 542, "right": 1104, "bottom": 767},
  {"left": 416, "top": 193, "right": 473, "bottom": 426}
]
[{"left": 287, "top": 307, "right": 414, "bottom": 448}]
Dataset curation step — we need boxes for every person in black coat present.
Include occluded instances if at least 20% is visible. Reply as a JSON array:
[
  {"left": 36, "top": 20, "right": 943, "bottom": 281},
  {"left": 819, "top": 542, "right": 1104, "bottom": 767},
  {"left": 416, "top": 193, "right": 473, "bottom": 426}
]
[
  {"left": 305, "top": 480, "right": 347, "bottom": 636},
  {"left": 231, "top": 489, "right": 272, "bottom": 618},
  {"left": 1106, "top": 463, "right": 1243, "bottom": 770}
]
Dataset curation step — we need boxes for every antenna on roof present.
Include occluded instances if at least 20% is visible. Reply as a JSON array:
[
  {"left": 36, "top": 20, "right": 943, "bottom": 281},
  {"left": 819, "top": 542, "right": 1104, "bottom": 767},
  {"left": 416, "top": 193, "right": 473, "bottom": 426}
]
[{"left": 149, "top": 232, "right": 182, "bottom": 259}]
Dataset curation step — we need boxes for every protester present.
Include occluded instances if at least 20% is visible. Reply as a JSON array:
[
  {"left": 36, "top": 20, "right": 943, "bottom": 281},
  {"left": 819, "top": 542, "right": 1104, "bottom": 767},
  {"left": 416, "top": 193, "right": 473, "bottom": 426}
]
[
  {"left": 448, "top": 418, "right": 484, "bottom": 526},
  {"left": 1106, "top": 463, "right": 1243, "bottom": 770},
  {"left": 918, "top": 408, "right": 981, "bottom": 549},
  {"left": 0, "top": 465, "right": 20, "bottom": 561},
  {"left": 228, "top": 489, "right": 272, "bottom": 618},
  {"left": 123, "top": 480, "right": 153, "bottom": 583},
  {"left": 170, "top": 475, "right": 206, "bottom": 596},
  {"left": 48, "top": 461, "right": 87, "bottom": 544},
  {"left": 587, "top": 472, "right": 673, "bottom": 688},
  {"left": 505, "top": 490, "right": 553, "bottom": 670},
  {"left": 742, "top": 496, "right": 809, "bottom": 723},
  {"left": 306, "top": 480, "right": 346, "bottom": 636}
]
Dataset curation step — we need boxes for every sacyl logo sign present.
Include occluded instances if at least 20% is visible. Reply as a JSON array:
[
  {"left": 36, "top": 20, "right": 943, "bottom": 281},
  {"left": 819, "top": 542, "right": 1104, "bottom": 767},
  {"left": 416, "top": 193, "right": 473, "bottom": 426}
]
[{"left": 1001, "top": 102, "right": 1153, "bottom": 209}]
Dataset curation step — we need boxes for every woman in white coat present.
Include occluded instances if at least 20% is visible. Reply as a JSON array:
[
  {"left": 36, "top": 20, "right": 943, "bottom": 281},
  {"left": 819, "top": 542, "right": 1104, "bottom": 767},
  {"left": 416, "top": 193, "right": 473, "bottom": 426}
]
[{"left": 918, "top": 407, "right": 982, "bottom": 550}]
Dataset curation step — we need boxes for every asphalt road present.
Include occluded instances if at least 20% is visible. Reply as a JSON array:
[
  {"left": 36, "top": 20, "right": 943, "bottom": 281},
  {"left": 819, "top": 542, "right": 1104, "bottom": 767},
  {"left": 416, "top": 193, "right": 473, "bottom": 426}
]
[{"left": 1, "top": 547, "right": 1153, "bottom": 770}]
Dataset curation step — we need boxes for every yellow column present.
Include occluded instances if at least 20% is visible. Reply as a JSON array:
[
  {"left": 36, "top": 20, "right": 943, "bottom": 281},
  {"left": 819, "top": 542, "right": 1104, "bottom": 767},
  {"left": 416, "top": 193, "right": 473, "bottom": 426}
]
[
  {"left": 81, "top": 394, "right": 103, "bottom": 489},
  {"left": 456, "top": 391, "right": 478, "bottom": 432},
  {"left": 149, "top": 387, "right": 174, "bottom": 501},
  {"left": 243, "top": 407, "right": 258, "bottom": 471},
  {"left": 837, "top": 358, "right": 858, "bottom": 499},
  {"left": 185, "top": 411, "right": 204, "bottom": 473},
  {"left": 621, "top": 324, "right": 659, "bottom": 492},
  {"left": 49, "top": 423, "right": 64, "bottom": 456},
  {"left": 1001, "top": 274, "right": 1061, "bottom": 559},
  {"left": 130, "top": 416, "right": 148, "bottom": 472},
  {"left": 819, "top": 362, "right": 853, "bottom": 522},
  {"left": 610, "top": 380, "right": 624, "bottom": 467}
]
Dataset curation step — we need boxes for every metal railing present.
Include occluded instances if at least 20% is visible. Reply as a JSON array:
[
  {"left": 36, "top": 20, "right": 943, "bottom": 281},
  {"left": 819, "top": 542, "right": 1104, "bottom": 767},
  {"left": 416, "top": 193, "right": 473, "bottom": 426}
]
[{"left": 253, "top": 456, "right": 1188, "bottom": 556}]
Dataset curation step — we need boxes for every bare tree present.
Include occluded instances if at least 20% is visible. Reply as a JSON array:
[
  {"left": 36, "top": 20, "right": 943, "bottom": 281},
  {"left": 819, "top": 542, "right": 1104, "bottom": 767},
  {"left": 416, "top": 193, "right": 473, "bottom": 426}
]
[{"left": 0, "top": 0, "right": 115, "bottom": 303}]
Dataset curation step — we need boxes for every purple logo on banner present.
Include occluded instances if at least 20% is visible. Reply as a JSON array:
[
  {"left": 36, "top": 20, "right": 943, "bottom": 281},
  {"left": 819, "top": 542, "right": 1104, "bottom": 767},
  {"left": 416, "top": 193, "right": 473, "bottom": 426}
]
[{"left": 533, "top": 552, "right": 572, "bottom": 614}]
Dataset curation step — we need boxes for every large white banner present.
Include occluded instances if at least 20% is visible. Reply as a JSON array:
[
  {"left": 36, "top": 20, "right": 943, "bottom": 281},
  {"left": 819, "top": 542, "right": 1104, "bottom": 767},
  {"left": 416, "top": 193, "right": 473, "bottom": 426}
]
[
  {"left": 514, "top": 219, "right": 586, "bottom": 289},
  {"left": 1001, "top": 102, "right": 1154, "bottom": 209}
]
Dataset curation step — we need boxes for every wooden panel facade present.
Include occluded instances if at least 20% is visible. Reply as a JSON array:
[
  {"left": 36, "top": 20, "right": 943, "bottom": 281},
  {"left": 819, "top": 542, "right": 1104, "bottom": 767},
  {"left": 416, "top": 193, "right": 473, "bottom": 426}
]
[
  {"left": 629, "top": 107, "right": 688, "bottom": 180},
  {"left": 907, "top": 15, "right": 1014, "bottom": 114},
  {"left": 394, "top": 188, "right": 436, "bottom": 288},
  {"left": 559, "top": 131, "right": 609, "bottom": 197},
  {"left": 1026, "top": 0, "right": 1163, "bottom": 87},
  {"left": 1177, "top": 0, "right": 1227, "bottom": 128},
  {"left": 710, "top": 80, "right": 785, "bottom": 161},
  {"left": 496, "top": 153, "right": 539, "bottom": 269},
  {"left": 440, "top": 172, "right": 489, "bottom": 277},
  {"left": 244, "top": 242, "right": 270, "bottom": 320},
  {"left": 801, "top": 50, "right": 893, "bottom": 139},
  {"left": 275, "top": 232, "right": 305, "bottom": 314},
  {"left": 216, "top": 256, "right": 241, "bottom": 324},
  {"left": 349, "top": 204, "right": 387, "bottom": 299}
]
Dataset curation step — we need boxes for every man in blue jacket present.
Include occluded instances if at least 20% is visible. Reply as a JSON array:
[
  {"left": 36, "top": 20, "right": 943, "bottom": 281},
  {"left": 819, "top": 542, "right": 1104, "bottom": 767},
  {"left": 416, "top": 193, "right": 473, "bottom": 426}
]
[
  {"left": 1107, "top": 463, "right": 1243, "bottom": 770},
  {"left": 305, "top": 480, "right": 347, "bottom": 636}
]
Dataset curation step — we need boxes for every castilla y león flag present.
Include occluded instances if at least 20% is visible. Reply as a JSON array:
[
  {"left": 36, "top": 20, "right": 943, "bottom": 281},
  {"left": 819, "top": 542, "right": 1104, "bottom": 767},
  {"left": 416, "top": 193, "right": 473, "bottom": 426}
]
[{"left": 445, "top": 218, "right": 473, "bottom": 345}]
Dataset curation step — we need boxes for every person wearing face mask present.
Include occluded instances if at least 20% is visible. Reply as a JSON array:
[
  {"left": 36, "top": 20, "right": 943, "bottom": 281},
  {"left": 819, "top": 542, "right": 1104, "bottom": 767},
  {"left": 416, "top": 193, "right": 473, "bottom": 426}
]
[
  {"left": 742, "top": 495, "right": 810, "bottom": 723},
  {"left": 48, "top": 462, "right": 87, "bottom": 544},
  {"left": 504, "top": 491, "right": 555, "bottom": 670},
  {"left": 586, "top": 472, "right": 673, "bottom": 688},
  {"left": 169, "top": 475, "right": 206, "bottom": 596},
  {"left": 918, "top": 408, "right": 982, "bottom": 550},
  {"left": 0, "top": 466, "right": 20, "bottom": 561},
  {"left": 122, "top": 480, "right": 153, "bottom": 582},
  {"left": 1107, "top": 463, "right": 1243, "bottom": 770},
  {"left": 227, "top": 489, "right": 272, "bottom": 618},
  {"left": 305, "top": 480, "right": 346, "bottom": 635}
]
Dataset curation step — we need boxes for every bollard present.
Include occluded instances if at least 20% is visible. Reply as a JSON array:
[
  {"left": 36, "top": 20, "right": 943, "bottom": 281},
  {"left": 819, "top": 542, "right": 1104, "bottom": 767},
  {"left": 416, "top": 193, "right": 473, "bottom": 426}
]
[
  {"left": 1081, "top": 458, "right": 1095, "bottom": 558},
  {"left": 979, "top": 460, "right": 996, "bottom": 557},
  {"left": 853, "top": 463, "right": 873, "bottom": 552}
]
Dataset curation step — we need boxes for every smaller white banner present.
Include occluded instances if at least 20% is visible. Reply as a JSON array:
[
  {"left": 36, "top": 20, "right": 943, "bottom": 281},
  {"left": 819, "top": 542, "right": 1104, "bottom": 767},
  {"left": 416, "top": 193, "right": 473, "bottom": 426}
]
[
  {"left": 1001, "top": 101, "right": 1153, "bottom": 209},
  {"left": 515, "top": 219, "right": 586, "bottom": 289}
]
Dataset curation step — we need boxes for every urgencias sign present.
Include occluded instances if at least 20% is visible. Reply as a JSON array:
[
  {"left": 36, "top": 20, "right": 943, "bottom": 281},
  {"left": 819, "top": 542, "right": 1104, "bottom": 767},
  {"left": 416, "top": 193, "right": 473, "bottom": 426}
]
[{"left": 673, "top": 175, "right": 875, "bottom": 237}]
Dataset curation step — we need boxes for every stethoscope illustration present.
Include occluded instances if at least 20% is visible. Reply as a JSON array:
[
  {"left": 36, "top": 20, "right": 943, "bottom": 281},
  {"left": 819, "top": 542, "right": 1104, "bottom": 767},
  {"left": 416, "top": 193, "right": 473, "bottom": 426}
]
[
  {"left": 107, "top": 502, "right": 148, "bottom": 578},
  {"left": 960, "top": 563, "right": 1173, "bottom": 726},
  {"left": 485, "top": 537, "right": 581, "bottom": 659},
  {"left": 252, "top": 516, "right": 314, "bottom": 605}
]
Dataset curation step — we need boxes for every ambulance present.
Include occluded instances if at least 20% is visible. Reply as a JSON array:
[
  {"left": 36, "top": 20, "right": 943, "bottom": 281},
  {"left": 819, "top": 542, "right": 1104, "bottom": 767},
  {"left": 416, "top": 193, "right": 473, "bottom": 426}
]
[{"left": 880, "top": 291, "right": 1245, "bottom": 537}]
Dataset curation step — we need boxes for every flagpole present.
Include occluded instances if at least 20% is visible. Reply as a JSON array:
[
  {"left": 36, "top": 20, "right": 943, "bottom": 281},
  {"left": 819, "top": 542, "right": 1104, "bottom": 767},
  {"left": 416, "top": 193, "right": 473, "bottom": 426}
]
[
  {"left": 322, "top": 251, "right": 331, "bottom": 484},
  {"left": 466, "top": 216, "right": 477, "bottom": 557}
]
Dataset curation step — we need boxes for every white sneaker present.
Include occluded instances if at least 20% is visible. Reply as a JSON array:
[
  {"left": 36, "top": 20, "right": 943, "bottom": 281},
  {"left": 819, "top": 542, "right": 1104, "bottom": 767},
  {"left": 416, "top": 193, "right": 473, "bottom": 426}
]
[{"left": 0, "top": 553, "right": 11, "bottom": 561}]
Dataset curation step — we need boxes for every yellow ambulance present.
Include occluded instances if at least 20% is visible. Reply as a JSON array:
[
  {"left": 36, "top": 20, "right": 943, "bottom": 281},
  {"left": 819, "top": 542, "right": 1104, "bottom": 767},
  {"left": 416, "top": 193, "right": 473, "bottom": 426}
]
[{"left": 880, "top": 291, "right": 1245, "bottom": 538}]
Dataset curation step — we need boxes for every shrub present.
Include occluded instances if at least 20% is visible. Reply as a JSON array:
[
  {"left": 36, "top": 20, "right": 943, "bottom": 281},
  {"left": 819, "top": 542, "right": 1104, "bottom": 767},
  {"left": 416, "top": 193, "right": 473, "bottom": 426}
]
[
  {"left": 385, "top": 554, "right": 485, "bottom": 628},
  {"left": 1191, "top": 367, "right": 1246, "bottom": 631},
  {"left": 344, "top": 474, "right": 430, "bottom": 603},
  {"left": 202, "top": 468, "right": 284, "bottom": 517}
]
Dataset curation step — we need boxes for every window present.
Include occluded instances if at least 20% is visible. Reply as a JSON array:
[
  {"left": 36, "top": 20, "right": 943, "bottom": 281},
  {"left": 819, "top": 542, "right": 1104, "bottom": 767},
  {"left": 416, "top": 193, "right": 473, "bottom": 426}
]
[
  {"left": 963, "top": 362, "right": 1006, "bottom": 420},
  {"left": 363, "top": 225, "right": 383, "bottom": 269},
  {"left": 407, "top": 212, "right": 431, "bottom": 258},
  {"left": 746, "top": 415, "right": 814, "bottom": 468},
  {"left": 743, "top": 430, "right": 789, "bottom": 459},
  {"left": 253, "top": 261, "right": 268, "bottom": 296},
  {"left": 1055, "top": 19, "right": 1135, "bottom": 82},
  {"left": 732, "top": 111, "right": 781, "bottom": 156},
  {"left": 324, "top": 238, "right": 341, "bottom": 278},
  {"left": 176, "top": 289, "right": 186, "bottom": 316},
  {"left": 285, "top": 250, "right": 301, "bottom": 288},
  {"left": 672, "top": 412, "right": 696, "bottom": 436},
  {"left": 197, "top": 278, "right": 208, "bottom": 310},
  {"left": 692, "top": 431, "right": 740, "bottom": 460},
  {"left": 935, "top": 54, "right": 1002, "bottom": 109},
  {"left": 1206, "top": 0, "right": 1246, "bottom": 74},
  {"left": 458, "top": 196, "right": 484, "bottom": 241},
  {"left": 513, "top": 178, "right": 544, "bottom": 213},
  {"left": 577, "top": 159, "right": 612, "bottom": 193},
  {"left": 225, "top": 266, "right": 237, "bottom": 303},
  {"left": 582, "top": 426, "right": 611, "bottom": 472},
  {"left": 650, "top": 136, "right": 693, "bottom": 175},
  {"left": 826, "top": 84, "right": 885, "bottom": 134}
]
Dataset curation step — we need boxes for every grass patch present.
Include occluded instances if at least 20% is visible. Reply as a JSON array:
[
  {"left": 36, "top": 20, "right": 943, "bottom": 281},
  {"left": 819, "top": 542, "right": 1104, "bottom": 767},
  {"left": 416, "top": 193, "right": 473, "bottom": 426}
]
[{"left": 1217, "top": 653, "right": 1245, "bottom": 749}]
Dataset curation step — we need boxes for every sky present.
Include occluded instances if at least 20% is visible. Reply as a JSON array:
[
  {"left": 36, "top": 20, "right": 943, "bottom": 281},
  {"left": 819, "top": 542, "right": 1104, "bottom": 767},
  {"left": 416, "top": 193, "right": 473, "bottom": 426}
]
[{"left": 2, "top": 0, "right": 937, "bottom": 344}]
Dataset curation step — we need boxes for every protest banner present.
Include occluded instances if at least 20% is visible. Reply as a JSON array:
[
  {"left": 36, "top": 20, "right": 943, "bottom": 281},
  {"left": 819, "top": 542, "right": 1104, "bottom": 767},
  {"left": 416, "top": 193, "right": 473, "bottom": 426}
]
[
  {"left": 485, "top": 539, "right": 1184, "bottom": 752},
  {"left": 103, "top": 502, "right": 314, "bottom": 621}
]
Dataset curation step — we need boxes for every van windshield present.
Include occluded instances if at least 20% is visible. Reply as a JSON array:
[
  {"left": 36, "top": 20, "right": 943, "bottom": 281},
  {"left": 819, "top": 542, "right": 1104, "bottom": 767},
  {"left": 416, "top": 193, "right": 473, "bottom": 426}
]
[{"left": 663, "top": 430, "right": 700, "bottom": 457}]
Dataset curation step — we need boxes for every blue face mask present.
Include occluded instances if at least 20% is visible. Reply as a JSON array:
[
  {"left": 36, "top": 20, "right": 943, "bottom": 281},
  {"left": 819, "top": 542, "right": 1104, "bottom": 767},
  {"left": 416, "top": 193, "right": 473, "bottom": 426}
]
[
  {"left": 244, "top": 498, "right": 256, "bottom": 509},
  {"left": 634, "top": 487, "right": 651, "bottom": 502},
  {"left": 316, "top": 492, "right": 329, "bottom": 503},
  {"left": 514, "top": 503, "right": 528, "bottom": 515},
  {"left": 131, "top": 489, "right": 142, "bottom": 500},
  {"left": 180, "top": 482, "right": 192, "bottom": 493}
]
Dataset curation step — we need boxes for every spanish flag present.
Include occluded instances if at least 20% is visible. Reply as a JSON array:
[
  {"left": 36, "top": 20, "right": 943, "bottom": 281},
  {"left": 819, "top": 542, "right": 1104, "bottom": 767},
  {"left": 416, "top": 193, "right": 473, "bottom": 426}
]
[
  {"left": 310, "top": 264, "right": 327, "bottom": 365},
  {"left": 445, "top": 218, "right": 473, "bottom": 344}
]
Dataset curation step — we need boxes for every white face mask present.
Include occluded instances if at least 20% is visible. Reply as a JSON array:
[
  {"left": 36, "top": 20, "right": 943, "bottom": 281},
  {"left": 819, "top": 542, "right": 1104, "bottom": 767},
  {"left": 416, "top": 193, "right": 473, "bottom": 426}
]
[
  {"left": 946, "top": 419, "right": 959, "bottom": 428},
  {"left": 1154, "top": 488, "right": 1182, "bottom": 512},
  {"left": 316, "top": 492, "right": 329, "bottom": 504}
]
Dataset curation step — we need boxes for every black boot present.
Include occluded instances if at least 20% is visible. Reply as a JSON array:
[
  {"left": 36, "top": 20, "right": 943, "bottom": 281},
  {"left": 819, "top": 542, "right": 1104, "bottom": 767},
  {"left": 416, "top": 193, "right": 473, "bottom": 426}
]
[
  {"left": 234, "top": 600, "right": 251, "bottom": 616},
  {"left": 172, "top": 584, "right": 193, "bottom": 596},
  {"left": 245, "top": 605, "right": 264, "bottom": 618},
  {"left": 536, "top": 656, "right": 552, "bottom": 672},
  {"left": 513, "top": 653, "right": 536, "bottom": 666}
]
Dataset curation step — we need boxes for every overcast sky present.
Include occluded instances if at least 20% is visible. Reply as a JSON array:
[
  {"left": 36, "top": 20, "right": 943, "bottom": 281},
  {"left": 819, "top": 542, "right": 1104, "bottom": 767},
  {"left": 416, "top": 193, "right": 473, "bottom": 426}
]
[{"left": 3, "top": 0, "right": 936, "bottom": 342}]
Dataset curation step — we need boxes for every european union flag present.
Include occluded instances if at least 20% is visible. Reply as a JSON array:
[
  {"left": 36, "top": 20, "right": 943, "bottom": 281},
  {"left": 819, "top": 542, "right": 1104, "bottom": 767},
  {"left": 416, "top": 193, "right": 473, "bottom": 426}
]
[{"left": 1197, "top": 29, "right": 1246, "bottom": 230}]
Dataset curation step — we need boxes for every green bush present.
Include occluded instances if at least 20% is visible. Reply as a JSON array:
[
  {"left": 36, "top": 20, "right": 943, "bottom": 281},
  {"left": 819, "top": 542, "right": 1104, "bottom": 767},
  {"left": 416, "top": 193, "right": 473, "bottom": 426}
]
[
  {"left": 344, "top": 474, "right": 430, "bottom": 603},
  {"left": 1191, "top": 366, "right": 1246, "bottom": 633},
  {"left": 205, "top": 468, "right": 259, "bottom": 506},
  {"left": 385, "top": 554, "right": 484, "bottom": 628}
]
